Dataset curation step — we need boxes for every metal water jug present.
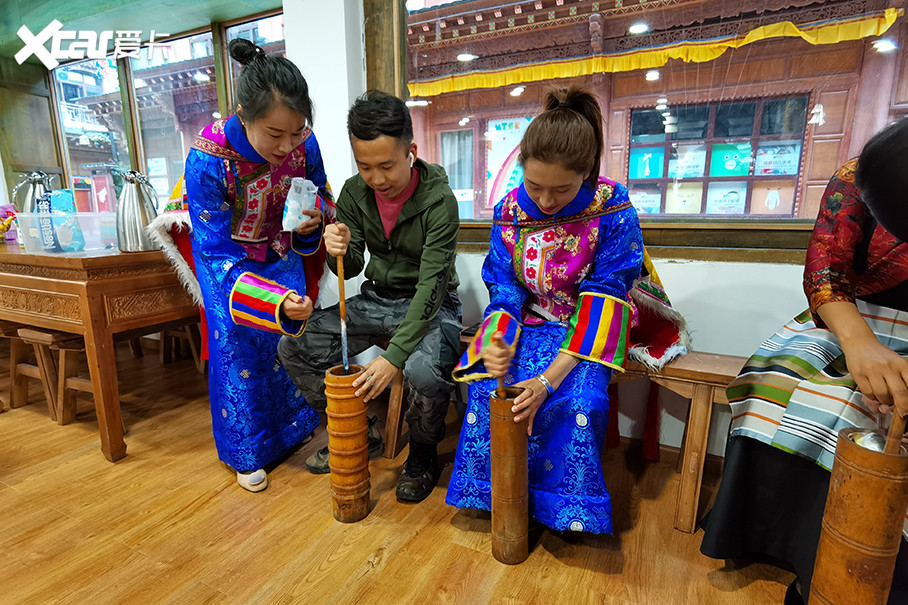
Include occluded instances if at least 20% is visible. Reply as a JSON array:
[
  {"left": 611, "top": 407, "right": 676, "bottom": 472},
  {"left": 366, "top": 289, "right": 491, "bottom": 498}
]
[
  {"left": 116, "top": 170, "right": 158, "bottom": 252},
  {"left": 11, "top": 171, "right": 55, "bottom": 212}
]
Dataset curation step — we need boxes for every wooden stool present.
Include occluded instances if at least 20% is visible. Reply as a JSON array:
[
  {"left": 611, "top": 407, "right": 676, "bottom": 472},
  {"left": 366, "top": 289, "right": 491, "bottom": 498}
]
[
  {"left": 382, "top": 324, "right": 476, "bottom": 459},
  {"left": 55, "top": 338, "right": 93, "bottom": 426},
  {"left": 383, "top": 368, "right": 406, "bottom": 459},
  {"left": 0, "top": 320, "right": 28, "bottom": 412},
  {"left": 15, "top": 328, "right": 84, "bottom": 422}
]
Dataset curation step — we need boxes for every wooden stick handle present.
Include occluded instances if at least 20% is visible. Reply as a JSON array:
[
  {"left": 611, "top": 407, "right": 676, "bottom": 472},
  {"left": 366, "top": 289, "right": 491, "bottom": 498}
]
[
  {"left": 497, "top": 377, "right": 506, "bottom": 399},
  {"left": 337, "top": 256, "right": 346, "bottom": 323},
  {"left": 885, "top": 412, "right": 906, "bottom": 454}
]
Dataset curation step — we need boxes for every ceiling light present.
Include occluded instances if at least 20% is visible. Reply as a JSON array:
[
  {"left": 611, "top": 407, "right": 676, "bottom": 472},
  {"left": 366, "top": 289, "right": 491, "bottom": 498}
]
[
  {"left": 657, "top": 97, "right": 668, "bottom": 104},
  {"left": 645, "top": 70, "right": 660, "bottom": 81},
  {"left": 872, "top": 38, "right": 897, "bottom": 53},
  {"left": 405, "top": 99, "right": 430, "bottom": 107},
  {"left": 628, "top": 23, "right": 650, "bottom": 35},
  {"left": 655, "top": 103, "right": 667, "bottom": 111},
  {"left": 193, "top": 72, "right": 210, "bottom": 82},
  {"left": 457, "top": 53, "right": 478, "bottom": 62},
  {"left": 510, "top": 86, "right": 525, "bottom": 97}
]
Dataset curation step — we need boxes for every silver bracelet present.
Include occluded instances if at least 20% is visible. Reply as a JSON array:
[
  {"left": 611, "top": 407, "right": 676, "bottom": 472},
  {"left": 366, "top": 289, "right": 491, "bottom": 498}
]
[{"left": 535, "top": 373, "right": 555, "bottom": 395}]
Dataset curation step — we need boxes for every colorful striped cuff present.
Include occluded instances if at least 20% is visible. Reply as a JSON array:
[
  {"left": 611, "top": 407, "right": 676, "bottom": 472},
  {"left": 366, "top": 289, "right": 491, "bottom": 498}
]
[
  {"left": 229, "top": 272, "right": 306, "bottom": 336},
  {"left": 453, "top": 310, "right": 521, "bottom": 382},
  {"left": 559, "top": 293, "right": 632, "bottom": 371}
]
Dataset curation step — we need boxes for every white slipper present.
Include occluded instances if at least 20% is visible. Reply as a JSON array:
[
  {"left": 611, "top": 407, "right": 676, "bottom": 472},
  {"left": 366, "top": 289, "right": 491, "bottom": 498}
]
[{"left": 237, "top": 469, "right": 268, "bottom": 492}]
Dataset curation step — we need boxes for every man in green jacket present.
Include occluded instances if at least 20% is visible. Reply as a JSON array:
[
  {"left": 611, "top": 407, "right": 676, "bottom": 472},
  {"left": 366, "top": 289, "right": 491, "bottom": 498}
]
[{"left": 278, "top": 91, "right": 462, "bottom": 503}]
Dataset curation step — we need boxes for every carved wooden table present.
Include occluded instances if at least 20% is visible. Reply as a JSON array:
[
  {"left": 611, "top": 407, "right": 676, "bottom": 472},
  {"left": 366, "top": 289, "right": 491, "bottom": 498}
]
[{"left": 0, "top": 243, "right": 198, "bottom": 462}]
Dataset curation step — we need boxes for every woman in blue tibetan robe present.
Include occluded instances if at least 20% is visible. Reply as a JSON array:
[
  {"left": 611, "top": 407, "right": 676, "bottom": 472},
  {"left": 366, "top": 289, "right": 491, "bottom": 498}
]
[
  {"left": 448, "top": 87, "right": 645, "bottom": 533},
  {"left": 185, "top": 39, "right": 334, "bottom": 492}
]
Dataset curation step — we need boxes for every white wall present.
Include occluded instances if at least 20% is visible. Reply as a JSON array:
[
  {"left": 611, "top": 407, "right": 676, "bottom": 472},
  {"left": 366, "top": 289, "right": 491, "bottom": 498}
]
[
  {"left": 283, "top": 0, "right": 368, "bottom": 309},
  {"left": 283, "top": 0, "right": 365, "bottom": 194},
  {"left": 456, "top": 252, "right": 807, "bottom": 456}
]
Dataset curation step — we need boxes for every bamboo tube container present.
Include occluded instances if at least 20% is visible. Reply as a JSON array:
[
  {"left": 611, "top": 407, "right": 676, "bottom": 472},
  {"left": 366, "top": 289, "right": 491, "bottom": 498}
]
[
  {"left": 490, "top": 385, "right": 529, "bottom": 564},
  {"left": 809, "top": 424, "right": 908, "bottom": 605},
  {"left": 324, "top": 364, "right": 370, "bottom": 523}
]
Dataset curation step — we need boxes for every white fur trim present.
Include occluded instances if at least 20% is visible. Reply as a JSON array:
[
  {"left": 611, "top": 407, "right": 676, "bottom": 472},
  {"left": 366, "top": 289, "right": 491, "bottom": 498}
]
[{"left": 146, "top": 212, "right": 204, "bottom": 306}]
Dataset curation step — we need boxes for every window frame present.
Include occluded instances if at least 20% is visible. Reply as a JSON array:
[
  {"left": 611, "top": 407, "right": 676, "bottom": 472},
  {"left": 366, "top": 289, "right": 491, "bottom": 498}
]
[{"left": 626, "top": 95, "right": 810, "bottom": 218}]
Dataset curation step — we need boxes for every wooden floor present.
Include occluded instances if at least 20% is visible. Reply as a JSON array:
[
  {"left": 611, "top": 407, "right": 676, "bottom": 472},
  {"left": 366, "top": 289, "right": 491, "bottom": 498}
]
[{"left": 0, "top": 345, "right": 793, "bottom": 604}]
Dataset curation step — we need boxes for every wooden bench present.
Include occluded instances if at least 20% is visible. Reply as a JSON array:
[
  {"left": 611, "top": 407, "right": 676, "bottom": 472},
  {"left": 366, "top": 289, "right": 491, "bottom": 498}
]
[{"left": 622, "top": 353, "right": 747, "bottom": 533}]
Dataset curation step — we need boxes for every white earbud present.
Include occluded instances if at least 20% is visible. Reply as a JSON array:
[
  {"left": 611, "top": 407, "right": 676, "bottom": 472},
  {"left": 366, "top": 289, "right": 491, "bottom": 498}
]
[{"left": 409, "top": 153, "right": 415, "bottom": 168}]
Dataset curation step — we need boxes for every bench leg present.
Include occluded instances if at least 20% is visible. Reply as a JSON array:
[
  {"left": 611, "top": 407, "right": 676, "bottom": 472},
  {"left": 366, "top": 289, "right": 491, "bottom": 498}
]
[
  {"left": 32, "top": 343, "right": 59, "bottom": 422},
  {"left": 9, "top": 338, "right": 30, "bottom": 409},
  {"left": 383, "top": 369, "right": 405, "bottom": 459},
  {"left": 57, "top": 349, "right": 80, "bottom": 425},
  {"left": 674, "top": 383, "right": 714, "bottom": 533}
]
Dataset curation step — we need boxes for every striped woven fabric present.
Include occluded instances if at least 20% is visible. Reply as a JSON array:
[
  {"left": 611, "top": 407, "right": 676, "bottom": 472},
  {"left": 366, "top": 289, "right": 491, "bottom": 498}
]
[
  {"left": 229, "top": 272, "right": 304, "bottom": 336},
  {"left": 453, "top": 310, "right": 521, "bottom": 382},
  {"left": 729, "top": 300, "right": 908, "bottom": 471},
  {"left": 559, "top": 293, "right": 632, "bottom": 372}
]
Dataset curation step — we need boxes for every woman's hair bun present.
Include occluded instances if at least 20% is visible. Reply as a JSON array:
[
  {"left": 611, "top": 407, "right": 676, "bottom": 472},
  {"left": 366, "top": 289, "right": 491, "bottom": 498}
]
[{"left": 228, "top": 38, "right": 264, "bottom": 66}]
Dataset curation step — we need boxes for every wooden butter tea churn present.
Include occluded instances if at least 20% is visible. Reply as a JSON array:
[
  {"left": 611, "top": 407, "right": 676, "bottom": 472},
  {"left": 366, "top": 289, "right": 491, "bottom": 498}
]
[
  {"left": 810, "top": 414, "right": 908, "bottom": 605},
  {"left": 490, "top": 383, "right": 530, "bottom": 565},
  {"left": 324, "top": 363, "right": 371, "bottom": 523}
]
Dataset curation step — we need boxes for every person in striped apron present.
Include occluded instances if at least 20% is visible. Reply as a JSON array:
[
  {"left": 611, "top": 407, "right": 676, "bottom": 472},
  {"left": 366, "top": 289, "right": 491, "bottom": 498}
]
[{"left": 700, "top": 118, "right": 908, "bottom": 604}]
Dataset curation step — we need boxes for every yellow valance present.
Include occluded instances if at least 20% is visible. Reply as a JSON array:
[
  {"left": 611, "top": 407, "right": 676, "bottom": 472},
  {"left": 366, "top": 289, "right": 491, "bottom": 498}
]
[{"left": 408, "top": 8, "right": 902, "bottom": 98}]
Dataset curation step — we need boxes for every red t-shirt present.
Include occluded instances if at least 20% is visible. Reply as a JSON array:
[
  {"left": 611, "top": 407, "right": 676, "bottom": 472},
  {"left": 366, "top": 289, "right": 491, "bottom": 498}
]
[{"left": 375, "top": 168, "right": 419, "bottom": 239}]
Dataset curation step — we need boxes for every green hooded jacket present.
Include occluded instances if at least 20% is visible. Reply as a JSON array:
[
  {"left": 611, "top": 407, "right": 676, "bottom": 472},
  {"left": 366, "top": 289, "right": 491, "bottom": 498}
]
[{"left": 327, "top": 159, "right": 460, "bottom": 368}]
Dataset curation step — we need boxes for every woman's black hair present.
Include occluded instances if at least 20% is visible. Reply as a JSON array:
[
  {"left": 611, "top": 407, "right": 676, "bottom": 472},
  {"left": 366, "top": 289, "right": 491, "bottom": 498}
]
[
  {"left": 228, "top": 38, "right": 313, "bottom": 125},
  {"left": 346, "top": 90, "right": 413, "bottom": 146},
  {"left": 519, "top": 86, "right": 605, "bottom": 187},
  {"left": 856, "top": 118, "right": 908, "bottom": 241}
]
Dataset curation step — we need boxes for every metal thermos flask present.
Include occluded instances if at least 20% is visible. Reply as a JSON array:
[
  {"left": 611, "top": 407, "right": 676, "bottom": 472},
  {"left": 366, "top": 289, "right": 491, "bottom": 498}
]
[
  {"left": 11, "top": 171, "right": 54, "bottom": 213},
  {"left": 116, "top": 170, "right": 158, "bottom": 252}
]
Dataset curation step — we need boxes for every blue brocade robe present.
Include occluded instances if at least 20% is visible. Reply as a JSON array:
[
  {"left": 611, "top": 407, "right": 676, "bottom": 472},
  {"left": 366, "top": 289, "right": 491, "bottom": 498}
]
[{"left": 185, "top": 115, "right": 331, "bottom": 471}]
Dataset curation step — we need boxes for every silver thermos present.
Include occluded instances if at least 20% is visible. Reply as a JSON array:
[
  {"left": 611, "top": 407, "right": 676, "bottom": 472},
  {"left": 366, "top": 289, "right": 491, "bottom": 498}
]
[
  {"left": 116, "top": 170, "right": 158, "bottom": 252},
  {"left": 11, "top": 171, "right": 55, "bottom": 212}
]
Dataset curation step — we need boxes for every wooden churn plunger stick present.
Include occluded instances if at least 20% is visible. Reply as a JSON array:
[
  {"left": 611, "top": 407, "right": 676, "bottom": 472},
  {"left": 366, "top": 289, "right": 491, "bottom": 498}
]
[
  {"left": 489, "top": 333, "right": 529, "bottom": 564},
  {"left": 810, "top": 411, "right": 908, "bottom": 604},
  {"left": 337, "top": 256, "right": 349, "bottom": 374}
]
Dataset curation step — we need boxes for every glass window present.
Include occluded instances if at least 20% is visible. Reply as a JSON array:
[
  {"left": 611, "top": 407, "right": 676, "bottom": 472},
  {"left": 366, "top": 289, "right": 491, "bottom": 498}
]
[
  {"left": 441, "top": 129, "right": 473, "bottom": 218},
  {"left": 665, "top": 182, "right": 703, "bottom": 214},
  {"left": 131, "top": 32, "right": 218, "bottom": 209},
  {"left": 671, "top": 106, "right": 710, "bottom": 140},
  {"left": 226, "top": 15, "right": 285, "bottom": 98},
  {"left": 630, "top": 109, "right": 665, "bottom": 143},
  {"left": 761, "top": 97, "right": 809, "bottom": 135},
  {"left": 627, "top": 95, "right": 808, "bottom": 217},
  {"left": 706, "top": 182, "right": 747, "bottom": 214},
  {"left": 668, "top": 144, "right": 706, "bottom": 178},
  {"left": 53, "top": 58, "right": 132, "bottom": 212},
  {"left": 628, "top": 183, "right": 663, "bottom": 214},
  {"left": 485, "top": 117, "right": 532, "bottom": 214},
  {"left": 715, "top": 102, "right": 756, "bottom": 137}
]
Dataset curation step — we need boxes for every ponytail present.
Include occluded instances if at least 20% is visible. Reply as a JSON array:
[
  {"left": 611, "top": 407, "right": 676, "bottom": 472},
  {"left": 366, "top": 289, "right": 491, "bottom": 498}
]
[{"left": 519, "top": 86, "right": 604, "bottom": 186}]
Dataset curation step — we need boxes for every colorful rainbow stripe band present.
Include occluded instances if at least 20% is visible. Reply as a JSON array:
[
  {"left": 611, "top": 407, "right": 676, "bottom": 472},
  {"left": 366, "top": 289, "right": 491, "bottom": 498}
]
[
  {"left": 560, "top": 293, "right": 631, "bottom": 371},
  {"left": 229, "top": 272, "right": 305, "bottom": 336},
  {"left": 453, "top": 310, "right": 521, "bottom": 382}
]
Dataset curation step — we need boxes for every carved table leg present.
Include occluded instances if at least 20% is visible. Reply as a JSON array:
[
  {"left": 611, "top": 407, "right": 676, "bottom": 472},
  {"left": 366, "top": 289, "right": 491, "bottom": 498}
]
[{"left": 83, "top": 289, "right": 126, "bottom": 462}]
